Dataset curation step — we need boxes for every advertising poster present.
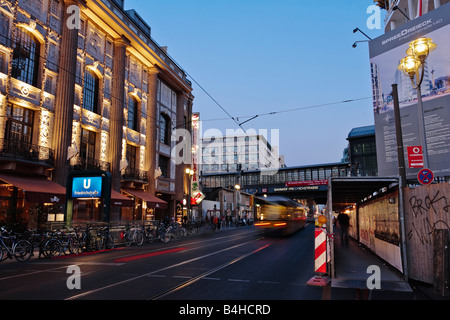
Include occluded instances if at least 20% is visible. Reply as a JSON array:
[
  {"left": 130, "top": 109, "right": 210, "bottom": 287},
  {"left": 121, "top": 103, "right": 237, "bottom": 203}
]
[{"left": 369, "top": 3, "right": 450, "bottom": 179}]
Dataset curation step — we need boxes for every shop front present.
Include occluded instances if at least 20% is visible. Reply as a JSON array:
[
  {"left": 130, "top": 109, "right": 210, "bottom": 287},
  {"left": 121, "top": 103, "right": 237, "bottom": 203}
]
[
  {"left": 0, "top": 173, "right": 67, "bottom": 231},
  {"left": 121, "top": 188, "right": 168, "bottom": 222}
]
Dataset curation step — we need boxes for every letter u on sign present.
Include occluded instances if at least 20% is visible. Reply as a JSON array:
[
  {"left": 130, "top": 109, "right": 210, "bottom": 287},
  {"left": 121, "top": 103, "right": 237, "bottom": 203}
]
[{"left": 83, "top": 179, "right": 91, "bottom": 189}]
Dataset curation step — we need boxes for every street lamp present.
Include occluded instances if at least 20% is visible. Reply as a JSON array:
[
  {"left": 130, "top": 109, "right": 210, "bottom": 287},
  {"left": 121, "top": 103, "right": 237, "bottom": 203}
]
[
  {"left": 234, "top": 184, "right": 240, "bottom": 224},
  {"left": 397, "top": 37, "right": 437, "bottom": 170},
  {"left": 185, "top": 168, "right": 194, "bottom": 221}
]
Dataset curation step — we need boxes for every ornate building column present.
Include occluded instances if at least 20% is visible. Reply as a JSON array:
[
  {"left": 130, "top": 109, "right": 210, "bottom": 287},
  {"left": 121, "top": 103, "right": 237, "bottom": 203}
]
[
  {"left": 52, "top": 0, "right": 84, "bottom": 187},
  {"left": 145, "top": 66, "right": 159, "bottom": 194},
  {"left": 110, "top": 36, "right": 129, "bottom": 192}
]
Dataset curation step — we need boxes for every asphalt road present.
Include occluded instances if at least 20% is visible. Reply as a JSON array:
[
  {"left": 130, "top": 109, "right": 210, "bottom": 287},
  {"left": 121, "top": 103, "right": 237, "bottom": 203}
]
[
  {"left": 0, "top": 224, "right": 333, "bottom": 300},
  {"left": 5, "top": 223, "right": 413, "bottom": 305}
]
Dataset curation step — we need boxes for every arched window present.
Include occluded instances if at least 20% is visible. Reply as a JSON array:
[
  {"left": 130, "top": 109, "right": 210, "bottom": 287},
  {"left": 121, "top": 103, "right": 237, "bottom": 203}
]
[
  {"left": 127, "top": 95, "right": 139, "bottom": 131},
  {"left": 82, "top": 69, "right": 100, "bottom": 114},
  {"left": 159, "top": 113, "right": 170, "bottom": 145},
  {"left": 11, "top": 28, "right": 40, "bottom": 87}
]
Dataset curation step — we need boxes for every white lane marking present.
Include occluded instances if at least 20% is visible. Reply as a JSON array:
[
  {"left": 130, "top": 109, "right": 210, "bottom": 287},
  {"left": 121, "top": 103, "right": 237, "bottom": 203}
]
[{"left": 66, "top": 238, "right": 263, "bottom": 300}]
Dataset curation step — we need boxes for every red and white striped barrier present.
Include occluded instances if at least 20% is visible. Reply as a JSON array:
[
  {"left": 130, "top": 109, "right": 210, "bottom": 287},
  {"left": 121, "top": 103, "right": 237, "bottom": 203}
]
[
  {"left": 314, "top": 228, "right": 327, "bottom": 274},
  {"left": 307, "top": 227, "right": 330, "bottom": 287}
]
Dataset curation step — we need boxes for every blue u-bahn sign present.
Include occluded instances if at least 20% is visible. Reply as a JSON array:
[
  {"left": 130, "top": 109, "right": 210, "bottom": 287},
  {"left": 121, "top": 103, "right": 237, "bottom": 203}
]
[
  {"left": 66, "top": 170, "right": 112, "bottom": 224},
  {"left": 72, "top": 176, "right": 103, "bottom": 198}
]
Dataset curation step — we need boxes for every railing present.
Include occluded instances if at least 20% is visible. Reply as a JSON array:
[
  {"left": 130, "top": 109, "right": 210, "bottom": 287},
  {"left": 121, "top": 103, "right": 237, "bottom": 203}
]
[
  {"left": 72, "top": 156, "right": 111, "bottom": 172},
  {"left": 0, "top": 138, "right": 54, "bottom": 166},
  {"left": 122, "top": 167, "right": 148, "bottom": 182}
]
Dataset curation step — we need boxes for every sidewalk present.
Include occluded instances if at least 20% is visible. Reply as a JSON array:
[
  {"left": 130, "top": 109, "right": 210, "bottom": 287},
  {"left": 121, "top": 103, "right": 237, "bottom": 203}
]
[{"left": 331, "top": 235, "right": 414, "bottom": 297}]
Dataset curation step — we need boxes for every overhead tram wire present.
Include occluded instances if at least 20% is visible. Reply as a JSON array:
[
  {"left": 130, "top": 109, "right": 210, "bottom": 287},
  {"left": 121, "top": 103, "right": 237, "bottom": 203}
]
[{"left": 198, "top": 96, "right": 372, "bottom": 124}]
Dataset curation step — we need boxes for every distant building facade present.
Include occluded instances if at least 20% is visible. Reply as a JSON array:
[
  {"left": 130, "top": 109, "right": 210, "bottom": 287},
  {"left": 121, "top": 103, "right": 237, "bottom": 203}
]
[
  {"left": 200, "top": 133, "right": 280, "bottom": 174},
  {"left": 344, "top": 125, "right": 378, "bottom": 176}
]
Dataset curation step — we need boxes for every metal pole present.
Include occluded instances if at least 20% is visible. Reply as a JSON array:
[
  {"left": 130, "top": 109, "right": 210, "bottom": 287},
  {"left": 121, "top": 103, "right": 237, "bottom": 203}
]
[
  {"left": 416, "top": 85, "right": 430, "bottom": 169},
  {"left": 392, "top": 84, "right": 407, "bottom": 187}
]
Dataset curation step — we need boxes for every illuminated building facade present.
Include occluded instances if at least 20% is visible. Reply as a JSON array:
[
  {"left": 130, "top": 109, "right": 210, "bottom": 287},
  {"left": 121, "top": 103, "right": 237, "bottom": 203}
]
[{"left": 0, "top": 0, "right": 193, "bottom": 230}]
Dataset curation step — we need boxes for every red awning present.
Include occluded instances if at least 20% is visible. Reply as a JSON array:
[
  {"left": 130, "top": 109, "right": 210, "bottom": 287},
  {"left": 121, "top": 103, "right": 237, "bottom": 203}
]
[
  {"left": 110, "top": 190, "right": 134, "bottom": 207},
  {"left": 0, "top": 173, "right": 66, "bottom": 204},
  {"left": 122, "top": 188, "right": 168, "bottom": 209}
]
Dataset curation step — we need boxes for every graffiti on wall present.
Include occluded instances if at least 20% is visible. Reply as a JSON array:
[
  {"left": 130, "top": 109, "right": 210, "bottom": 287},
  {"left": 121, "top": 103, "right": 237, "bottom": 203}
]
[{"left": 404, "top": 183, "right": 450, "bottom": 284}]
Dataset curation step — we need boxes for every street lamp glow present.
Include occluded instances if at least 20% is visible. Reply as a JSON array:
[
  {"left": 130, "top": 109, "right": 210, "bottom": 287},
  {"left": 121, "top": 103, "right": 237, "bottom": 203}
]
[
  {"left": 234, "top": 184, "right": 240, "bottom": 190},
  {"left": 398, "top": 55, "right": 421, "bottom": 79},
  {"left": 406, "top": 37, "right": 436, "bottom": 62}
]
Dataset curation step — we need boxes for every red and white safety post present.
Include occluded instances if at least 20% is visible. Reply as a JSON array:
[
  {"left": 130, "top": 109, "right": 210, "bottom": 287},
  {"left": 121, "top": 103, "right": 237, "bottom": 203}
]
[
  {"left": 314, "top": 227, "right": 327, "bottom": 274},
  {"left": 307, "top": 215, "right": 330, "bottom": 287}
]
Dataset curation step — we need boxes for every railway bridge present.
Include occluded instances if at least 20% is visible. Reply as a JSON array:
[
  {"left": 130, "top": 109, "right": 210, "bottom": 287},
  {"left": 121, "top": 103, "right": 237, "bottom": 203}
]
[{"left": 200, "top": 161, "right": 352, "bottom": 206}]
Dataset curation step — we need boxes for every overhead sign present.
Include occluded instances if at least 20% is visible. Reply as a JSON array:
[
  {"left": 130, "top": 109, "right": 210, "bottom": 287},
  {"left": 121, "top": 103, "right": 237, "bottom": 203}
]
[
  {"left": 191, "top": 113, "right": 201, "bottom": 198},
  {"left": 407, "top": 146, "right": 424, "bottom": 168},
  {"left": 286, "top": 180, "right": 328, "bottom": 187},
  {"left": 417, "top": 168, "right": 434, "bottom": 185},
  {"left": 191, "top": 191, "right": 205, "bottom": 205},
  {"left": 72, "top": 176, "right": 103, "bottom": 198}
]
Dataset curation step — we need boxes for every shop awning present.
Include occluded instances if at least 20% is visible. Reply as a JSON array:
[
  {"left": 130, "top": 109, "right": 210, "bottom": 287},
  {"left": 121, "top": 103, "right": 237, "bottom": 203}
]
[
  {"left": 122, "top": 188, "right": 168, "bottom": 209},
  {"left": 0, "top": 173, "right": 66, "bottom": 204},
  {"left": 111, "top": 190, "right": 134, "bottom": 207}
]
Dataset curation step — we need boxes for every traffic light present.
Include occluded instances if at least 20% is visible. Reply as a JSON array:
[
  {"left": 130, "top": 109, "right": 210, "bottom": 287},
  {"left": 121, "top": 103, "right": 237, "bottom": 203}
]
[{"left": 373, "top": 0, "right": 389, "bottom": 10}]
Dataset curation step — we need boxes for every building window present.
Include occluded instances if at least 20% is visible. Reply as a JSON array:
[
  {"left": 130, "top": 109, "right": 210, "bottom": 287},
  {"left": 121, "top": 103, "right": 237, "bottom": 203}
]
[
  {"left": 11, "top": 28, "right": 40, "bottom": 87},
  {"left": 6, "top": 104, "right": 34, "bottom": 144},
  {"left": 127, "top": 95, "right": 139, "bottom": 131},
  {"left": 80, "top": 128, "right": 96, "bottom": 162},
  {"left": 126, "top": 143, "right": 137, "bottom": 170},
  {"left": 160, "top": 113, "right": 170, "bottom": 145},
  {"left": 82, "top": 69, "right": 100, "bottom": 114},
  {"left": 159, "top": 155, "right": 169, "bottom": 178}
]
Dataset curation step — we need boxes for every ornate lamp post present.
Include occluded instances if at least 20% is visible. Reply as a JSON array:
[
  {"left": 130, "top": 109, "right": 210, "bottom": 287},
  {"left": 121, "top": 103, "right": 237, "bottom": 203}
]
[{"left": 397, "top": 37, "right": 437, "bottom": 169}]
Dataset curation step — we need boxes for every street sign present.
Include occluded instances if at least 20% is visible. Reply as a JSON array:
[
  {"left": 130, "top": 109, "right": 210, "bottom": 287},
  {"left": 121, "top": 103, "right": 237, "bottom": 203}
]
[
  {"left": 417, "top": 168, "right": 434, "bottom": 185},
  {"left": 407, "top": 146, "right": 424, "bottom": 168}
]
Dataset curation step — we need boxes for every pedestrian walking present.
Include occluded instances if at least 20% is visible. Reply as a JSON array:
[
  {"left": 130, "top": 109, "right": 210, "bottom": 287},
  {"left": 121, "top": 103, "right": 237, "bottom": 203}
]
[{"left": 336, "top": 212, "right": 350, "bottom": 248}]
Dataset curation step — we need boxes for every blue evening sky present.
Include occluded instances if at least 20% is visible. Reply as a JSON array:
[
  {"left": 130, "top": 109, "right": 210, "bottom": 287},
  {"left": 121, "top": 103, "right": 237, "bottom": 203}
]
[{"left": 125, "top": 0, "right": 386, "bottom": 166}]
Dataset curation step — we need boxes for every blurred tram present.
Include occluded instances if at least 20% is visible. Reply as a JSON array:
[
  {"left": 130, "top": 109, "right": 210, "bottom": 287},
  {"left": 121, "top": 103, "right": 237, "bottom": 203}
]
[{"left": 254, "top": 196, "right": 308, "bottom": 236}]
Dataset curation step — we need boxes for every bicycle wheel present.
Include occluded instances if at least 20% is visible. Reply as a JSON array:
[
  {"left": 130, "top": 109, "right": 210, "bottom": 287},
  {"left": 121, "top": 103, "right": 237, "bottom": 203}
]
[
  {"left": 124, "top": 231, "right": 133, "bottom": 247},
  {"left": 43, "top": 239, "right": 62, "bottom": 258},
  {"left": 68, "top": 237, "right": 81, "bottom": 254},
  {"left": 87, "top": 236, "right": 98, "bottom": 251},
  {"left": 105, "top": 235, "right": 115, "bottom": 250},
  {"left": 146, "top": 231, "right": 155, "bottom": 243},
  {"left": 134, "top": 230, "right": 144, "bottom": 246},
  {"left": 161, "top": 232, "right": 171, "bottom": 243},
  {"left": 14, "top": 240, "right": 33, "bottom": 262},
  {"left": 0, "top": 245, "right": 6, "bottom": 262}
]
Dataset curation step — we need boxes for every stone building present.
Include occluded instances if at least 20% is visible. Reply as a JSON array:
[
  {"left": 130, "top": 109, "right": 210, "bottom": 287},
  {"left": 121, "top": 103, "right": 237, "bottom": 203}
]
[{"left": 0, "top": 0, "right": 193, "bottom": 230}]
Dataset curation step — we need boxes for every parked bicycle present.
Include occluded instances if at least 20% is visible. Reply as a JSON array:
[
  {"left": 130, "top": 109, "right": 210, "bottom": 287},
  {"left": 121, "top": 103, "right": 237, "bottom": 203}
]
[
  {"left": 96, "top": 226, "right": 115, "bottom": 250},
  {"left": 75, "top": 224, "right": 98, "bottom": 252},
  {"left": 0, "top": 227, "right": 33, "bottom": 262},
  {"left": 121, "top": 224, "right": 144, "bottom": 246}
]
